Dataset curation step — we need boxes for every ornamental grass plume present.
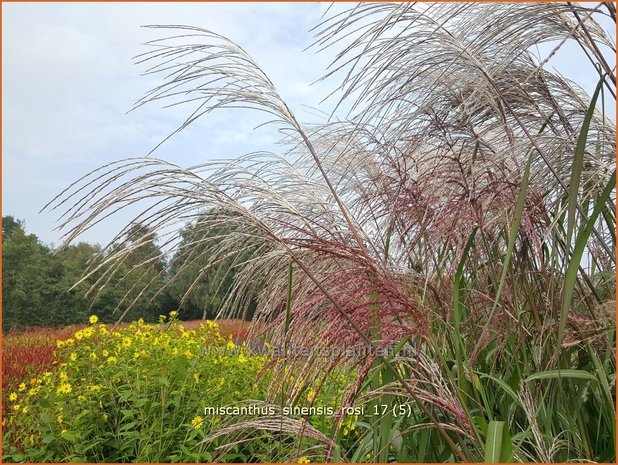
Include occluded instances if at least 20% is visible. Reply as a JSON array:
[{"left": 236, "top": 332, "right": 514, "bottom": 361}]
[{"left": 44, "top": 3, "right": 615, "bottom": 462}]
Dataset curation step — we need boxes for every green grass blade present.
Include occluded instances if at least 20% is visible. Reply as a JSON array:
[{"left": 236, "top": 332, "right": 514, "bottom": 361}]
[
  {"left": 480, "top": 146, "right": 534, "bottom": 335},
  {"left": 453, "top": 227, "right": 478, "bottom": 329},
  {"left": 524, "top": 369, "right": 598, "bottom": 383},
  {"left": 485, "top": 420, "right": 512, "bottom": 463},
  {"left": 377, "top": 365, "right": 394, "bottom": 463},
  {"left": 284, "top": 260, "right": 293, "bottom": 337},
  {"left": 566, "top": 78, "right": 604, "bottom": 245},
  {"left": 478, "top": 373, "right": 520, "bottom": 404},
  {"left": 558, "top": 170, "right": 616, "bottom": 348},
  {"left": 485, "top": 421, "right": 503, "bottom": 462}
]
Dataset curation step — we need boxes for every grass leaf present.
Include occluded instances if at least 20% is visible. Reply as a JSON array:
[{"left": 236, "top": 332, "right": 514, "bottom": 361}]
[
  {"left": 525, "top": 369, "right": 599, "bottom": 383},
  {"left": 485, "top": 420, "right": 513, "bottom": 463}
]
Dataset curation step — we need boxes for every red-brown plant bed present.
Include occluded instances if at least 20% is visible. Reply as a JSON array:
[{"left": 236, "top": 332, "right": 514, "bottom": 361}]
[
  {"left": 181, "top": 319, "right": 252, "bottom": 342},
  {"left": 3, "top": 326, "right": 81, "bottom": 388}
]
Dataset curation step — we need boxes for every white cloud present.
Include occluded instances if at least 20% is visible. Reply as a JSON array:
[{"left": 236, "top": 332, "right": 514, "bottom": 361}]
[
  {"left": 2, "top": 2, "right": 333, "bottom": 245},
  {"left": 2, "top": 2, "right": 614, "bottom": 247}
]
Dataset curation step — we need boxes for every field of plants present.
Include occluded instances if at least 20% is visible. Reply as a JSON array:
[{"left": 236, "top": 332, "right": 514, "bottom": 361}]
[
  {"left": 3, "top": 2, "right": 616, "bottom": 463},
  {"left": 2, "top": 314, "right": 355, "bottom": 462},
  {"left": 3, "top": 309, "right": 615, "bottom": 462},
  {"left": 2, "top": 319, "right": 250, "bottom": 394}
]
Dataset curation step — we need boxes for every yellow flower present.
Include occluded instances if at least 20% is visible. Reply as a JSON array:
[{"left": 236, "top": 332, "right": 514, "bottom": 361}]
[
  {"left": 103, "top": 413, "right": 109, "bottom": 423},
  {"left": 90, "top": 352, "right": 97, "bottom": 361},
  {"left": 69, "top": 352, "right": 78, "bottom": 362},
  {"left": 89, "top": 314, "right": 99, "bottom": 324},
  {"left": 28, "top": 434, "right": 35, "bottom": 446},
  {"left": 75, "top": 330, "right": 84, "bottom": 341},
  {"left": 56, "top": 415, "right": 63, "bottom": 424},
  {"left": 191, "top": 416, "right": 203, "bottom": 429},
  {"left": 107, "top": 356, "right": 118, "bottom": 365},
  {"left": 22, "top": 406, "right": 29, "bottom": 414},
  {"left": 12, "top": 404, "right": 21, "bottom": 413},
  {"left": 59, "top": 372, "right": 69, "bottom": 382},
  {"left": 102, "top": 349, "right": 109, "bottom": 358},
  {"left": 238, "top": 354, "right": 247, "bottom": 364},
  {"left": 298, "top": 457, "right": 311, "bottom": 463},
  {"left": 306, "top": 389, "right": 316, "bottom": 403},
  {"left": 9, "top": 392, "right": 17, "bottom": 402},
  {"left": 88, "top": 385, "right": 102, "bottom": 393},
  {"left": 18, "top": 382, "right": 26, "bottom": 392},
  {"left": 133, "top": 350, "right": 141, "bottom": 359},
  {"left": 216, "top": 377, "right": 225, "bottom": 389},
  {"left": 65, "top": 338, "right": 74, "bottom": 346},
  {"left": 158, "top": 314, "right": 167, "bottom": 323},
  {"left": 227, "top": 340, "right": 236, "bottom": 350},
  {"left": 169, "top": 310, "right": 178, "bottom": 318},
  {"left": 193, "top": 373, "right": 201, "bottom": 384},
  {"left": 78, "top": 395, "right": 87, "bottom": 402},
  {"left": 28, "top": 387, "right": 39, "bottom": 397},
  {"left": 56, "top": 340, "right": 65, "bottom": 349},
  {"left": 57, "top": 383, "right": 72, "bottom": 395},
  {"left": 122, "top": 337, "right": 132, "bottom": 348},
  {"left": 99, "top": 324, "right": 108, "bottom": 335},
  {"left": 83, "top": 327, "right": 94, "bottom": 338}
]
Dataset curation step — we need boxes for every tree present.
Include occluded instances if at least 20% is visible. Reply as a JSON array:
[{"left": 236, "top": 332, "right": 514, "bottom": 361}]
[
  {"left": 167, "top": 209, "right": 260, "bottom": 320},
  {"left": 2, "top": 215, "right": 23, "bottom": 238},
  {"left": 1, "top": 218, "right": 170, "bottom": 329},
  {"left": 84, "top": 223, "right": 168, "bottom": 323},
  {"left": 2, "top": 218, "right": 87, "bottom": 329}
]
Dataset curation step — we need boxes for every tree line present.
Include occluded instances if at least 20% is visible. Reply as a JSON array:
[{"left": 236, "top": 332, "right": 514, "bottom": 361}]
[{"left": 2, "top": 214, "right": 249, "bottom": 331}]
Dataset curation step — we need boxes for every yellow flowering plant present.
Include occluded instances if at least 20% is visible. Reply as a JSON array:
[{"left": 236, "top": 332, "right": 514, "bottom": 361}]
[
  {"left": 3, "top": 311, "right": 355, "bottom": 463},
  {"left": 2, "top": 314, "right": 274, "bottom": 462}
]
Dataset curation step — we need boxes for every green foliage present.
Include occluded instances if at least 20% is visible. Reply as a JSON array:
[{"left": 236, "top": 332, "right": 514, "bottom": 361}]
[
  {"left": 484, "top": 421, "right": 512, "bottom": 463},
  {"left": 2, "top": 218, "right": 170, "bottom": 330},
  {"left": 2, "top": 316, "right": 271, "bottom": 462},
  {"left": 167, "top": 209, "right": 261, "bottom": 321},
  {"left": 2, "top": 315, "right": 355, "bottom": 463},
  {"left": 2, "top": 217, "right": 87, "bottom": 329}
]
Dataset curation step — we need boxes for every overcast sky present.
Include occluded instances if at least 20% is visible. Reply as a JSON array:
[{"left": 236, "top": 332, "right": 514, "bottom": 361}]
[{"left": 3, "top": 2, "right": 615, "bottom": 248}]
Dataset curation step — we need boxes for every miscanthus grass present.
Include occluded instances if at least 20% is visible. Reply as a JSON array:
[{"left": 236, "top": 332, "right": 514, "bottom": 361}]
[{"left": 44, "top": 3, "right": 615, "bottom": 462}]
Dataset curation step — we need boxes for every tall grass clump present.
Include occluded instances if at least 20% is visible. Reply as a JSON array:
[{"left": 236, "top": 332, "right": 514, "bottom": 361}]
[{"left": 45, "top": 3, "right": 615, "bottom": 462}]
